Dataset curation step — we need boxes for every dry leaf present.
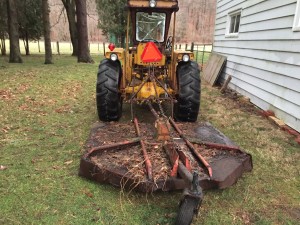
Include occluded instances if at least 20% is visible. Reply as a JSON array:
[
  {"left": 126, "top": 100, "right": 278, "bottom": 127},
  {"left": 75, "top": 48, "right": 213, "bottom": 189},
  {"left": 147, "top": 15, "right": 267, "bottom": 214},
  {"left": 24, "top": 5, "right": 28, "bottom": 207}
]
[
  {"left": 84, "top": 191, "right": 93, "bottom": 198},
  {"left": 0, "top": 165, "right": 8, "bottom": 170},
  {"left": 64, "top": 160, "right": 73, "bottom": 165}
]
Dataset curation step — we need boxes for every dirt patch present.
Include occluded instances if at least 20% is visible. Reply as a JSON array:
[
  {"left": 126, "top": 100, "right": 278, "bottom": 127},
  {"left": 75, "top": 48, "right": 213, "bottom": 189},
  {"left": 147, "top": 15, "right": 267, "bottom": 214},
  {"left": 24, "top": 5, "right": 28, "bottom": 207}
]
[
  {"left": 220, "top": 88, "right": 260, "bottom": 115},
  {"left": 0, "top": 89, "right": 15, "bottom": 101},
  {"left": 280, "top": 206, "right": 300, "bottom": 221}
]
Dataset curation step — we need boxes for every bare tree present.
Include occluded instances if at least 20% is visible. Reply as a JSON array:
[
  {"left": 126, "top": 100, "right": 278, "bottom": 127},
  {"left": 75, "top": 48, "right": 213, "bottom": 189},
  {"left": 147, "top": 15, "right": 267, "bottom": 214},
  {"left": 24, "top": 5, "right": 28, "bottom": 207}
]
[
  {"left": 42, "top": 0, "right": 53, "bottom": 64},
  {"left": 75, "top": 0, "right": 93, "bottom": 63},
  {"left": 61, "top": 0, "right": 78, "bottom": 56},
  {"left": 6, "top": 0, "right": 22, "bottom": 63}
]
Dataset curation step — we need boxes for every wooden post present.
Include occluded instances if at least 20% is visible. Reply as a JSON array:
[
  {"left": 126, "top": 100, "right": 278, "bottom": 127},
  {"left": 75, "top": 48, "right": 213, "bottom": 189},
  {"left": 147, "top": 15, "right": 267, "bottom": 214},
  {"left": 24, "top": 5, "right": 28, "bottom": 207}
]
[
  {"left": 201, "top": 45, "right": 206, "bottom": 69},
  {"left": 103, "top": 42, "right": 105, "bottom": 56},
  {"left": 56, "top": 41, "right": 60, "bottom": 55},
  {"left": 185, "top": 43, "right": 188, "bottom": 50},
  {"left": 221, "top": 75, "right": 232, "bottom": 93},
  {"left": 191, "top": 42, "right": 194, "bottom": 52},
  {"left": 179, "top": 44, "right": 181, "bottom": 49}
]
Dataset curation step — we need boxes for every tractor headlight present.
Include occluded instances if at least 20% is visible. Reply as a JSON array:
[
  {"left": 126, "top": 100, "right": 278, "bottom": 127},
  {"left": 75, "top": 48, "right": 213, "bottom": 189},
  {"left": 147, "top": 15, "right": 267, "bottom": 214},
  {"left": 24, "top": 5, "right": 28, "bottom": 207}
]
[
  {"left": 182, "top": 54, "right": 190, "bottom": 62},
  {"left": 149, "top": 0, "right": 156, "bottom": 8},
  {"left": 110, "top": 53, "right": 118, "bottom": 61}
]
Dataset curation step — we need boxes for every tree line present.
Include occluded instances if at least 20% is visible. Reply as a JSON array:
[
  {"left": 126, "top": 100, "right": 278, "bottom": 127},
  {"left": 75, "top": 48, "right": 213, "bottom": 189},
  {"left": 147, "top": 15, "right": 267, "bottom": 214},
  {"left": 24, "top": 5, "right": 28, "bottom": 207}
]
[
  {"left": 0, "top": 0, "right": 95, "bottom": 64},
  {"left": 0, "top": 0, "right": 128, "bottom": 64},
  {"left": 0, "top": 0, "right": 215, "bottom": 64}
]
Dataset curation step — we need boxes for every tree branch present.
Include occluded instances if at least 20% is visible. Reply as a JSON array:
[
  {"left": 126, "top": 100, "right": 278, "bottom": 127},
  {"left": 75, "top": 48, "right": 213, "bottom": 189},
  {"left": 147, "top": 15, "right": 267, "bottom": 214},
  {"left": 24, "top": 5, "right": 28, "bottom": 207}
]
[
  {"left": 50, "top": 6, "right": 65, "bottom": 28},
  {"left": 49, "top": 3, "right": 64, "bottom": 7},
  {"left": 87, "top": 13, "right": 97, "bottom": 21}
]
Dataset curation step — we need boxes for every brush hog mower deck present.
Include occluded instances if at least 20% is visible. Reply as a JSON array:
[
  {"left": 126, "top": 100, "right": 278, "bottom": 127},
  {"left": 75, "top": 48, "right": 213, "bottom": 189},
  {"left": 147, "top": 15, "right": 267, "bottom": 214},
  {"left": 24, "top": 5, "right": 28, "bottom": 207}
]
[
  {"left": 79, "top": 103, "right": 252, "bottom": 225},
  {"left": 79, "top": 116, "right": 252, "bottom": 193},
  {"left": 79, "top": 1, "right": 253, "bottom": 224}
]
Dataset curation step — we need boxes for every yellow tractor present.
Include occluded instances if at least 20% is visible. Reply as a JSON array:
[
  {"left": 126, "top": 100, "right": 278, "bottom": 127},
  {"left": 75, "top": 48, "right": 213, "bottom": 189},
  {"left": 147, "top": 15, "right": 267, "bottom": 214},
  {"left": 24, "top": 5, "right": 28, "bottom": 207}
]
[
  {"left": 96, "top": 0, "right": 200, "bottom": 122},
  {"left": 82, "top": 1, "right": 252, "bottom": 224}
]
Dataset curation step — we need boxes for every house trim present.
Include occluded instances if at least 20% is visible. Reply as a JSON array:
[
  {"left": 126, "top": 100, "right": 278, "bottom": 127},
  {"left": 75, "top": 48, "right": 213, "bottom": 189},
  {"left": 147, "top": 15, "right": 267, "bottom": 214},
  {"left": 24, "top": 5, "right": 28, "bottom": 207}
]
[{"left": 293, "top": 0, "right": 300, "bottom": 31}]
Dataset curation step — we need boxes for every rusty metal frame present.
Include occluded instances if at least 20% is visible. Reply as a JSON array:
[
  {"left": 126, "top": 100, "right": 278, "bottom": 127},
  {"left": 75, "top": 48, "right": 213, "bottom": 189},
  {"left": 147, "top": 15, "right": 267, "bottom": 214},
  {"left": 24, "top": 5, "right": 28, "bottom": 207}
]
[
  {"left": 133, "top": 118, "right": 153, "bottom": 180},
  {"left": 84, "top": 138, "right": 141, "bottom": 158},
  {"left": 169, "top": 118, "right": 213, "bottom": 177}
]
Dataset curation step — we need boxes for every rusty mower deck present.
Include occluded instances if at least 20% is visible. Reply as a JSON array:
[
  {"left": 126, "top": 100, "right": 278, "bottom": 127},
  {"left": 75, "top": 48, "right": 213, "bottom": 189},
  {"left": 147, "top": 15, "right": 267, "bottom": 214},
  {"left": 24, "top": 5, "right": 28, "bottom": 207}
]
[{"left": 79, "top": 120, "right": 252, "bottom": 192}]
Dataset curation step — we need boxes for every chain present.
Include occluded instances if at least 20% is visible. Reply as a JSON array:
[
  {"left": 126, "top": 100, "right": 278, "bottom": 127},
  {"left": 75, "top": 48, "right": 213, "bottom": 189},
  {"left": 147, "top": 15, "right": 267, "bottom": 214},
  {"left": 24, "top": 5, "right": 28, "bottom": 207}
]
[{"left": 157, "top": 99, "right": 167, "bottom": 118}]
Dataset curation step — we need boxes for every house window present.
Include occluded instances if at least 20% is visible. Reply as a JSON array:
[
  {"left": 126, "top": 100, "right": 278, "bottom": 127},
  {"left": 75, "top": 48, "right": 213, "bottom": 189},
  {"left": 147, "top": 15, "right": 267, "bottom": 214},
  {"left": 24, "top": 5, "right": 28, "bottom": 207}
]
[
  {"left": 230, "top": 13, "right": 241, "bottom": 33},
  {"left": 293, "top": 0, "right": 300, "bottom": 31},
  {"left": 226, "top": 9, "right": 242, "bottom": 37}
]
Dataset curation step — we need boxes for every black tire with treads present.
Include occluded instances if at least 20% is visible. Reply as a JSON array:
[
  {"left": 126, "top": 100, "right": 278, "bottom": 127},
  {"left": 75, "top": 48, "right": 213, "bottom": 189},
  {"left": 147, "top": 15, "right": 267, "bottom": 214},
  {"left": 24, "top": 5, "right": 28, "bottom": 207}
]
[
  {"left": 96, "top": 59, "right": 122, "bottom": 121},
  {"left": 175, "top": 196, "right": 200, "bottom": 225},
  {"left": 174, "top": 61, "right": 201, "bottom": 122}
]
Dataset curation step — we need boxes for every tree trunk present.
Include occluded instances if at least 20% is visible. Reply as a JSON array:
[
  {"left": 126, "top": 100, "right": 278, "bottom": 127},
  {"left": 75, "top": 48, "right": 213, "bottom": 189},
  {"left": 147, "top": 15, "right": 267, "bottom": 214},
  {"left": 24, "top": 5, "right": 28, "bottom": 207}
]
[
  {"left": 22, "top": 31, "right": 30, "bottom": 56},
  {"left": 62, "top": 0, "right": 78, "bottom": 56},
  {"left": 38, "top": 39, "right": 41, "bottom": 52},
  {"left": 42, "top": 0, "right": 53, "bottom": 64},
  {"left": 0, "top": 37, "right": 6, "bottom": 56},
  {"left": 25, "top": 31, "right": 30, "bottom": 55},
  {"left": 75, "top": 0, "right": 93, "bottom": 63},
  {"left": 6, "top": 0, "right": 22, "bottom": 63}
]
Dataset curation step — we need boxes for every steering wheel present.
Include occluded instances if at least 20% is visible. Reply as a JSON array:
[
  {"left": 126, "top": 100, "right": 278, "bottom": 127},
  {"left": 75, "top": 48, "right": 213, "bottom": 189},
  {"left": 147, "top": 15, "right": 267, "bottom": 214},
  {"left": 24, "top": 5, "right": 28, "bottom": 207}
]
[{"left": 166, "top": 36, "right": 172, "bottom": 49}]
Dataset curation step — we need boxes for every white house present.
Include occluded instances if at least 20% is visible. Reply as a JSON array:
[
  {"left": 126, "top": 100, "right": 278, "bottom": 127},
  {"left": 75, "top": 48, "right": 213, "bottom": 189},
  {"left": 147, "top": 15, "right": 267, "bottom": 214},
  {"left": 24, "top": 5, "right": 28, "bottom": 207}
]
[{"left": 213, "top": 0, "right": 300, "bottom": 132}]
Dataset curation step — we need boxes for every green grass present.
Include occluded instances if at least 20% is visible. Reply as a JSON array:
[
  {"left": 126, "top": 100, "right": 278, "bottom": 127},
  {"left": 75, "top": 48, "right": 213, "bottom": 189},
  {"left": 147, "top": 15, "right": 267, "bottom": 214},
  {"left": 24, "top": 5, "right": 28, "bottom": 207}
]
[
  {"left": 2, "top": 40, "right": 107, "bottom": 55},
  {"left": 1, "top": 55, "right": 299, "bottom": 225},
  {"left": 194, "top": 51, "right": 211, "bottom": 69},
  {"left": 174, "top": 43, "right": 212, "bottom": 68}
]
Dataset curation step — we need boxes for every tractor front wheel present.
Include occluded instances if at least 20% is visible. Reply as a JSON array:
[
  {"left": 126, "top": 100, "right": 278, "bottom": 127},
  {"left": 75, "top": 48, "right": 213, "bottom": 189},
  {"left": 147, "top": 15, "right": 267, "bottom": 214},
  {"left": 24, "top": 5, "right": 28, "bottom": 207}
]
[
  {"left": 96, "top": 59, "right": 122, "bottom": 121},
  {"left": 174, "top": 61, "right": 201, "bottom": 122}
]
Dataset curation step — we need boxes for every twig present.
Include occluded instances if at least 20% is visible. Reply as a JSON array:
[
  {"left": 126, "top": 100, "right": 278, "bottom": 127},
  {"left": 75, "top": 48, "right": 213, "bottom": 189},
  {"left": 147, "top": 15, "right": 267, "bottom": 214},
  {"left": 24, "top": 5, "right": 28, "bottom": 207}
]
[{"left": 50, "top": 6, "right": 65, "bottom": 28}]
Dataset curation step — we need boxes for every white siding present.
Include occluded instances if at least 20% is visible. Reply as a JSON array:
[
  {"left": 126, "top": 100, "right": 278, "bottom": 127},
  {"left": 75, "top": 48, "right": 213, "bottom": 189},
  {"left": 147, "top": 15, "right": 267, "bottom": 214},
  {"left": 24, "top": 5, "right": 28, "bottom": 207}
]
[{"left": 213, "top": 0, "right": 300, "bottom": 132}]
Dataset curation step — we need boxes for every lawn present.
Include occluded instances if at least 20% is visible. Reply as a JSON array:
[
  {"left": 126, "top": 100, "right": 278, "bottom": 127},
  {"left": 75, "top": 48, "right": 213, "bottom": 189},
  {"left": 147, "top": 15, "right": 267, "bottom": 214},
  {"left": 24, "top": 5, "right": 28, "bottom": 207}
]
[
  {"left": 1, "top": 40, "right": 106, "bottom": 55},
  {"left": 0, "top": 55, "right": 299, "bottom": 225}
]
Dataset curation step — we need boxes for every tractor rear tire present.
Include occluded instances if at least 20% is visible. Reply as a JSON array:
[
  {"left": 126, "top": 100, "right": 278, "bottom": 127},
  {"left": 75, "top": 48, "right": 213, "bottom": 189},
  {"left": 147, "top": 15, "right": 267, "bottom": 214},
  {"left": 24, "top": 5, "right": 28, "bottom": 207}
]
[
  {"left": 174, "top": 61, "right": 201, "bottom": 122},
  {"left": 175, "top": 196, "right": 200, "bottom": 225},
  {"left": 96, "top": 59, "right": 122, "bottom": 121}
]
